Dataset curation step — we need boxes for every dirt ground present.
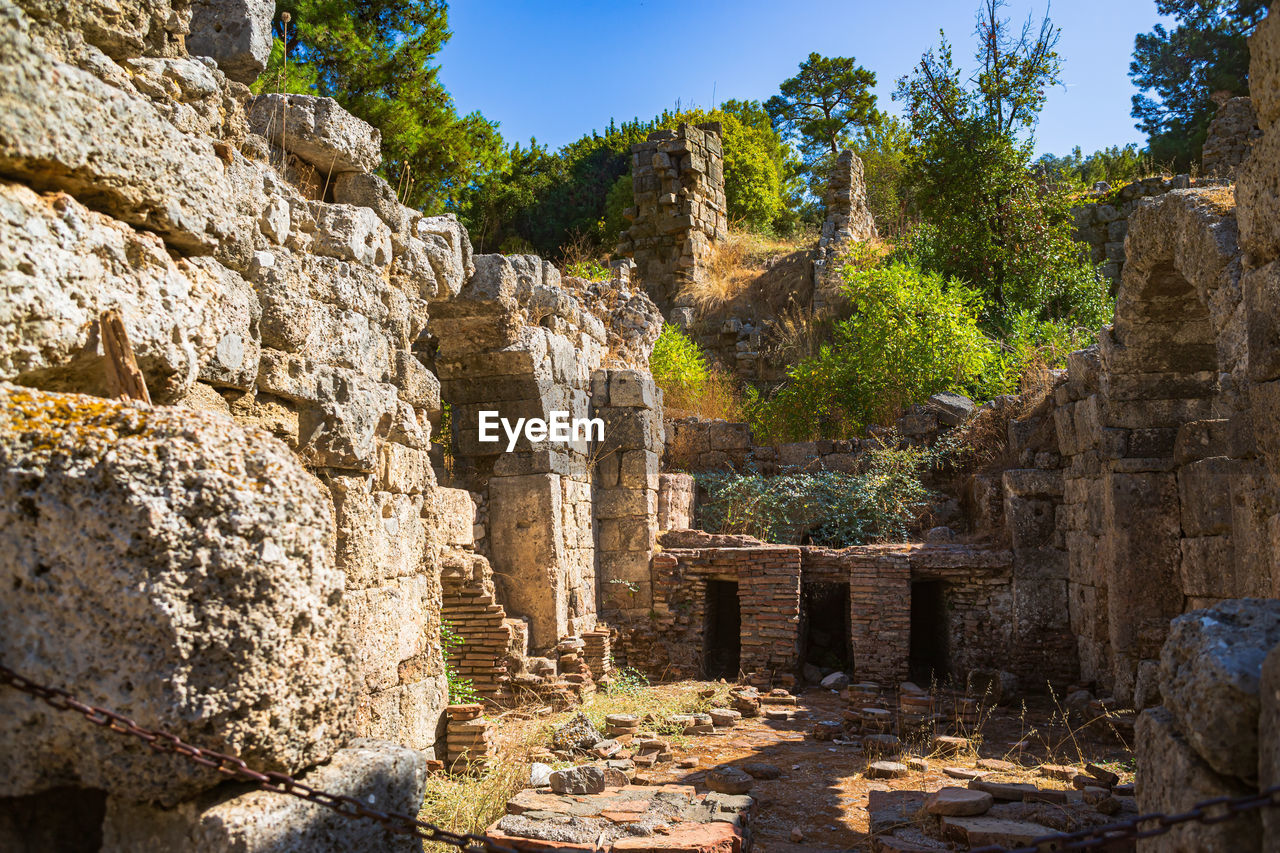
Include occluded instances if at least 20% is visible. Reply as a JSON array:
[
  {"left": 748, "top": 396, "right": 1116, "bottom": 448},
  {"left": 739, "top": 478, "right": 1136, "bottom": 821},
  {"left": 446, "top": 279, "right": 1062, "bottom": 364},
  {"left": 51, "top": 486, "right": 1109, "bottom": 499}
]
[{"left": 484, "top": 681, "right": 1136, "bottom": 852}]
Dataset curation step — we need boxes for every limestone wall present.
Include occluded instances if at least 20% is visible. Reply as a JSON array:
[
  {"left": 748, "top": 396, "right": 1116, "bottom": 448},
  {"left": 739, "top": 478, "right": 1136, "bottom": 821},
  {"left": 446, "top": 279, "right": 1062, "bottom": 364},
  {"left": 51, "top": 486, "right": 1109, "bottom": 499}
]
[
  {"left": 812, "top": 148, "right": 877, "bottom": 312},
  {"left": 1203, "top": 96, "right": 1263, "bottom": 179},
  {"left": 618, "top": 123, "right": 728, "bottom": 311},
  {"left": 0, "top": 0, "right": 665, "bottom": 841}
]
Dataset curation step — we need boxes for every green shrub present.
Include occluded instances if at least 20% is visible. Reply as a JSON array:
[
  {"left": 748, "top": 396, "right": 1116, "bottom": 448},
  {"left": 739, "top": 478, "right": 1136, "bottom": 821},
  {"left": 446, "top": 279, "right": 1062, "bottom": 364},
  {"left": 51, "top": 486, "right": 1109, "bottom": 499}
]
[
  {"left": 442, "top": 622, "right": 478, "bottom": 705},
  {"left": 749, "top": 258, "right": 995, "bottom": 441},
  {"left": 650, "top": 325, "right": 709, "bottom": 397},
  {"left": 695, "top": 442, "right": 936, "bottom": 546}
]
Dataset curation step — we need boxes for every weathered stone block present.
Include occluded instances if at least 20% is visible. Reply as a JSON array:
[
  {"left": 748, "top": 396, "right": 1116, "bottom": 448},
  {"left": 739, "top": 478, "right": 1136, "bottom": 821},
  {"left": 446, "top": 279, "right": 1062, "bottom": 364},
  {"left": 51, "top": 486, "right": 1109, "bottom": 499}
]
[
  {"left": 247, "top": 94, "right": 381, "bottom": 175},
  {"left": 1136, "top": 707, "right": 1261, "bottom": 852},
  {"left": 187, "top": 0, "right": 273, "bottom": 84},
  {"left": 0, "top": 385, "right": 354, "bottom": 804},
  {"left": 346, "top": 574, "right": 434, "bottom": 693},
  {"left": 1260, "top": 642, "right": 1280, "bottom": 849},
  {"left": 1179, "top": 536, "right": 1238, "bottom": 598},
  {"left": 0, "top": 9, "right": 246, "bottom": 255},
  {"left": 1160, "top": 599, "right": 1280, "bottom": 782},
  {"left": 433, "top": 487, "right": 477, "bottom": 549},
  {"left": 0, "top": 183, "right": 254, "bottom": 403},
  {"left": 1252, "top": 7, "right": 1280, "bottom": 132},
  {"left": 101, "top": 740, "right": 428, "bottom": 853}
]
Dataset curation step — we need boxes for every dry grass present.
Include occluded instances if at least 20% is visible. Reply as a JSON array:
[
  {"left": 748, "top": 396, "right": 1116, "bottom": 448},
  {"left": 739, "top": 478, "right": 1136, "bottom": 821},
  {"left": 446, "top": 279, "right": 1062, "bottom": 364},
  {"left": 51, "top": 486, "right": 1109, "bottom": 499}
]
[
  {"left": 418, "top": 759, "right": 526, "bottom": 851},
  {"left": 677, "top": 229, "right": 817, "bottom": 319},
  {"left": 417, "top": 680, "right": 728, "bottom": 848},
  {"left": 661, "top": 363, "right": 745, "bottom": 424},
  {"left": 947, "top": 357, "right": 1057, "bottom": 480},
  {"left": 1198, "top": 184, "right": 1237, "bottom": 215}
]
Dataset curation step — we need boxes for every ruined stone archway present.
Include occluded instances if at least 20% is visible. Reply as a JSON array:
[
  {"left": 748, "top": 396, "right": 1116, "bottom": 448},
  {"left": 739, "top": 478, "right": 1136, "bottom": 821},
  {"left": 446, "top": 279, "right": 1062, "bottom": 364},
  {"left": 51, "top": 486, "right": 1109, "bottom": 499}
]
[{"left": 1088, "top": 190, "right": 1250, "bottom": 702}]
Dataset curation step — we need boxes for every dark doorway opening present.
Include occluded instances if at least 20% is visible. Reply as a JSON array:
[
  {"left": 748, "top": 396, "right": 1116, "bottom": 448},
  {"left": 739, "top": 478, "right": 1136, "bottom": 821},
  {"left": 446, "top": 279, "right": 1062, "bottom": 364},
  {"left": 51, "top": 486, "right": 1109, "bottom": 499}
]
[
  {"left": 802, "top": 582, "right": 851, "bottom": 675},
  {"left": 909, "top": 580, "right": 949, "bottom": 685},
  {"left": 705, "top": 580, "right": 741, "bottom": 679}
]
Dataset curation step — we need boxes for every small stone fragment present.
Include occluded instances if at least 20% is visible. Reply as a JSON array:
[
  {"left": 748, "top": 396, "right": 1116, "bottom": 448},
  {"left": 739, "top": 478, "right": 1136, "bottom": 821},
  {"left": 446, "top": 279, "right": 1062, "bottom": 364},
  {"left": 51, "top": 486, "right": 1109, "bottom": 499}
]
[
  {"left": 705, "top": 765, "right": 754, "bottom": 795},
  {"left": 866, "top": 761, "right": 909, "bottom": 780},
  {"left": 926, "top": 787, "right": 994, "bottom": 817}
]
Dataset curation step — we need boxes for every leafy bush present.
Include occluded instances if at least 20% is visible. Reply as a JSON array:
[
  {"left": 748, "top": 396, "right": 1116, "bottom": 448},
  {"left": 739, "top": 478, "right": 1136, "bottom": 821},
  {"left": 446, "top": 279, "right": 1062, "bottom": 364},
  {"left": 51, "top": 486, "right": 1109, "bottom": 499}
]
[
  {"left": 696, "top": 442, "right": 936, "bottom": 546},
  {"left": 749, "top": 258, "right": 994, "bottom": 441},
  {"left": 649, "top": 326, "right": 745, "bottom": 422},
  {"left": 650, "top": 325, "right": 709, "bottom": 398},
  {"left": 441, "top": 622, "right": 478, "bottom": 705}
]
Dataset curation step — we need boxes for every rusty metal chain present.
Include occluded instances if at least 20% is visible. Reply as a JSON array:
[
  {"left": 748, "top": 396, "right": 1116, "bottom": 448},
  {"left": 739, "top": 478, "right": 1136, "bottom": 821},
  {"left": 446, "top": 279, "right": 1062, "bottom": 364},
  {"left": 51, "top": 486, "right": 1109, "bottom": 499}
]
[
  {"left": 968, "top": 782, "right": 1280, "bottom": 852},
  {"left": 7, "top": 662, "right": 1280, "bottom": 853},
  {"left": 0, "top": 664, "right": 526, "bottom": 853}
]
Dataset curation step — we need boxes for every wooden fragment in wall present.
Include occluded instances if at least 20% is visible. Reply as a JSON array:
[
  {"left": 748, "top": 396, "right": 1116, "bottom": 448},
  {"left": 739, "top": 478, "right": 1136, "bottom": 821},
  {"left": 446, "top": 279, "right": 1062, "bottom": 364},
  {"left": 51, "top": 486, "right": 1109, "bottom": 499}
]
[{"left": 100, "top": 309, "right": 152, "bottom": 404}]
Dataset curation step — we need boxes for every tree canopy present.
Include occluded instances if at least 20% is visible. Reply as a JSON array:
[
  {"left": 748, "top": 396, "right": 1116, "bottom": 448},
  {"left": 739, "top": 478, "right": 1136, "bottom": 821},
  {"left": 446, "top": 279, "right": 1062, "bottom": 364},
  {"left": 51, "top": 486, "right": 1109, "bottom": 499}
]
[
  {"left": 1130, "top": 0, "right": 1268, "bottom": 170},
  {"left": 765, "top": 53, "right": 881, "bottom": 161},
  {"left": 894, "top": 0, "right": 1099, "bottom": 323},
  {"left": 253, "top": 0, "right": 504, "bottom": 213}
]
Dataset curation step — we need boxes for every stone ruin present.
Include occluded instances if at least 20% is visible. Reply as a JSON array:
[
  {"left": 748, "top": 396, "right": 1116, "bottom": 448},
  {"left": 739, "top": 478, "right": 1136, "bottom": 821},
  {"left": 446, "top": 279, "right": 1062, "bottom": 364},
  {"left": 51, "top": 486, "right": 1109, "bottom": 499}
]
[
  {"left": 7, "top": 0, "right": 1280, "bottom": 850},
  {"left": 1204, "top": 96, "right": 1264, "bottom": 180},
  {"left": 0, "top": 0, "right": 665, "bottom": 846},
  {"left": 812, "top": 147, "right": 878, "bottom": 311},
  {"left": 617, "top": 122, "right": 728, "bottom": 314}
]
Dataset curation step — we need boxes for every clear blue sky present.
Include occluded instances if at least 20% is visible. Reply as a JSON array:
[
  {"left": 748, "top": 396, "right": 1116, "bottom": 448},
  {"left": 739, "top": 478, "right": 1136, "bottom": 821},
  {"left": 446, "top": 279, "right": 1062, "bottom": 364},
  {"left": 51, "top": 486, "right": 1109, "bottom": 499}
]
[{"left": 437, "top": 0, "right": 1173, "bottom": 158}]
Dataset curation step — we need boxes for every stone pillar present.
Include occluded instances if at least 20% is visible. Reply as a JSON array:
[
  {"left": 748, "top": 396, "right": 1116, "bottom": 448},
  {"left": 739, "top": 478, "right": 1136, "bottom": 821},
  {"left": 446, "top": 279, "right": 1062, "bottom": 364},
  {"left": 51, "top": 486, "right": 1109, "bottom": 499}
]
[
  {"left": 617, "top": 123, "right": 727, "bottom": 311},
  {"left": 592, "top": 369, "right": 663, "bottom": 616},
  {"left": 813, "top": 149, "right": 877, "bottom": 312}
]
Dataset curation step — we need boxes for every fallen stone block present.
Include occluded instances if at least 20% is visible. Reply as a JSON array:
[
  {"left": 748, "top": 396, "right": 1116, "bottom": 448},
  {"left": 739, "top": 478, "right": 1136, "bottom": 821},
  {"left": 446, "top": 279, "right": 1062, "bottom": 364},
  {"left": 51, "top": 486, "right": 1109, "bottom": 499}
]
[
  {"left": 705, "top": 765, "right": 753, "bottom": 795},
  {"left": 926, "top": 787, "right": 994, "bottom": 817},
  {"left": 548, "top": 764, "right": 626, "bottom": 795}
]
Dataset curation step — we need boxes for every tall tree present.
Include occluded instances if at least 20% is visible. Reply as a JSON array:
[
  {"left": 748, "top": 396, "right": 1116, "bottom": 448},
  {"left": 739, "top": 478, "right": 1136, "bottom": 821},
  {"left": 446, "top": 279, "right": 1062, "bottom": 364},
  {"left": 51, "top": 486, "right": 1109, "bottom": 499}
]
[
  {"left": 896, "top": 0, "right": 1108, "bottom": 330},
  {"left": 765, "top": 53, "right": 880, "bottom": 161},
  {"left": 254, "top": 1, "right": 504, "bottom": 212},
  {"left": 1130, "top": 0, "right": 1268, "bottom": 171}
]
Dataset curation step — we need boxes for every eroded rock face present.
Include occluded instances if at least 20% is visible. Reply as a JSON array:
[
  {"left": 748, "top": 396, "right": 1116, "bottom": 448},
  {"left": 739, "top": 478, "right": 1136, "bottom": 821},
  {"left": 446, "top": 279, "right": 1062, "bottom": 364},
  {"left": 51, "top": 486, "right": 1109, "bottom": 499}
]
[
  {"left": 0, "top": 1, "right": 245, "bottom": 255},
  {"left": 0, "top": 384, "right": 356, "bottom": 804},
  {"left": 246, "top": 94, "right": 382, "bottom": 175},
  {"left": 187, "top": 0, "right": 273, "bottom": 85},
  {"left": 0, "top": 183, "right": 259, "bottom": 402},
  {"left": 1136, "top": 706, "right": 1262, "bottom": 852},
  {"left": 102, "top": 739, "right": 427, "bottom": 852},
  {"left": 1159, "top": 599, "right": 1280, "bottom": 782}
]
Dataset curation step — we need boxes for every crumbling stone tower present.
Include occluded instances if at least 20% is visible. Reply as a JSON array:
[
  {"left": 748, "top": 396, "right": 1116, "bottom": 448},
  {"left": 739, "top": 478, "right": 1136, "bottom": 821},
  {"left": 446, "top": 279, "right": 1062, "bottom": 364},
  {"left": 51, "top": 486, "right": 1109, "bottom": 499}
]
[
  {"left": 617, "top": 123, "right": 728, "bottom": 311},
  {"left": 813, "top": 148, "right": 878, "bottom": 311}
]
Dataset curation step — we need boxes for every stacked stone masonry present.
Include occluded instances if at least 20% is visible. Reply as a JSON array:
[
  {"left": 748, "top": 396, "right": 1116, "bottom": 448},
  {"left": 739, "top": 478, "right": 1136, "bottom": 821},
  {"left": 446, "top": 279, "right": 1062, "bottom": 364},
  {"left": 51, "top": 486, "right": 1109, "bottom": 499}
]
[
  {"left": 813, "top": 148, "right": 878, "bottom": 312},
  {"left": 1071, "top": 175, "right": 1191, "bottom": 286},
  {"left": 0, "top": 0, "right": 663, "bottom": 846},
  {"left": 1203, "top": 96, "right": 1263, "bottom": 180},
  {"left": 617, "top": 123, "right": 728, "bottom": 311},
  {"left": 612, "top": 536, "right": 1068, "bottom": 691}
]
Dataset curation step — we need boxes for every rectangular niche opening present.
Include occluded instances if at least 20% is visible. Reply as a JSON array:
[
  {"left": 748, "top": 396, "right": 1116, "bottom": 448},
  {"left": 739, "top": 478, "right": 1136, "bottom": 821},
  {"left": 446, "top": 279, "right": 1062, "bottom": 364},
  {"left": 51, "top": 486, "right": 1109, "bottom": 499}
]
[
  {"left": 909, "top": 580, "right": 950, "bottom": 686},
  {"left": 802, "top": 581, "right": 851, "bottom": 677},
  {"left": 704, "top": 579, "right": 740, "bottom": 680}
]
